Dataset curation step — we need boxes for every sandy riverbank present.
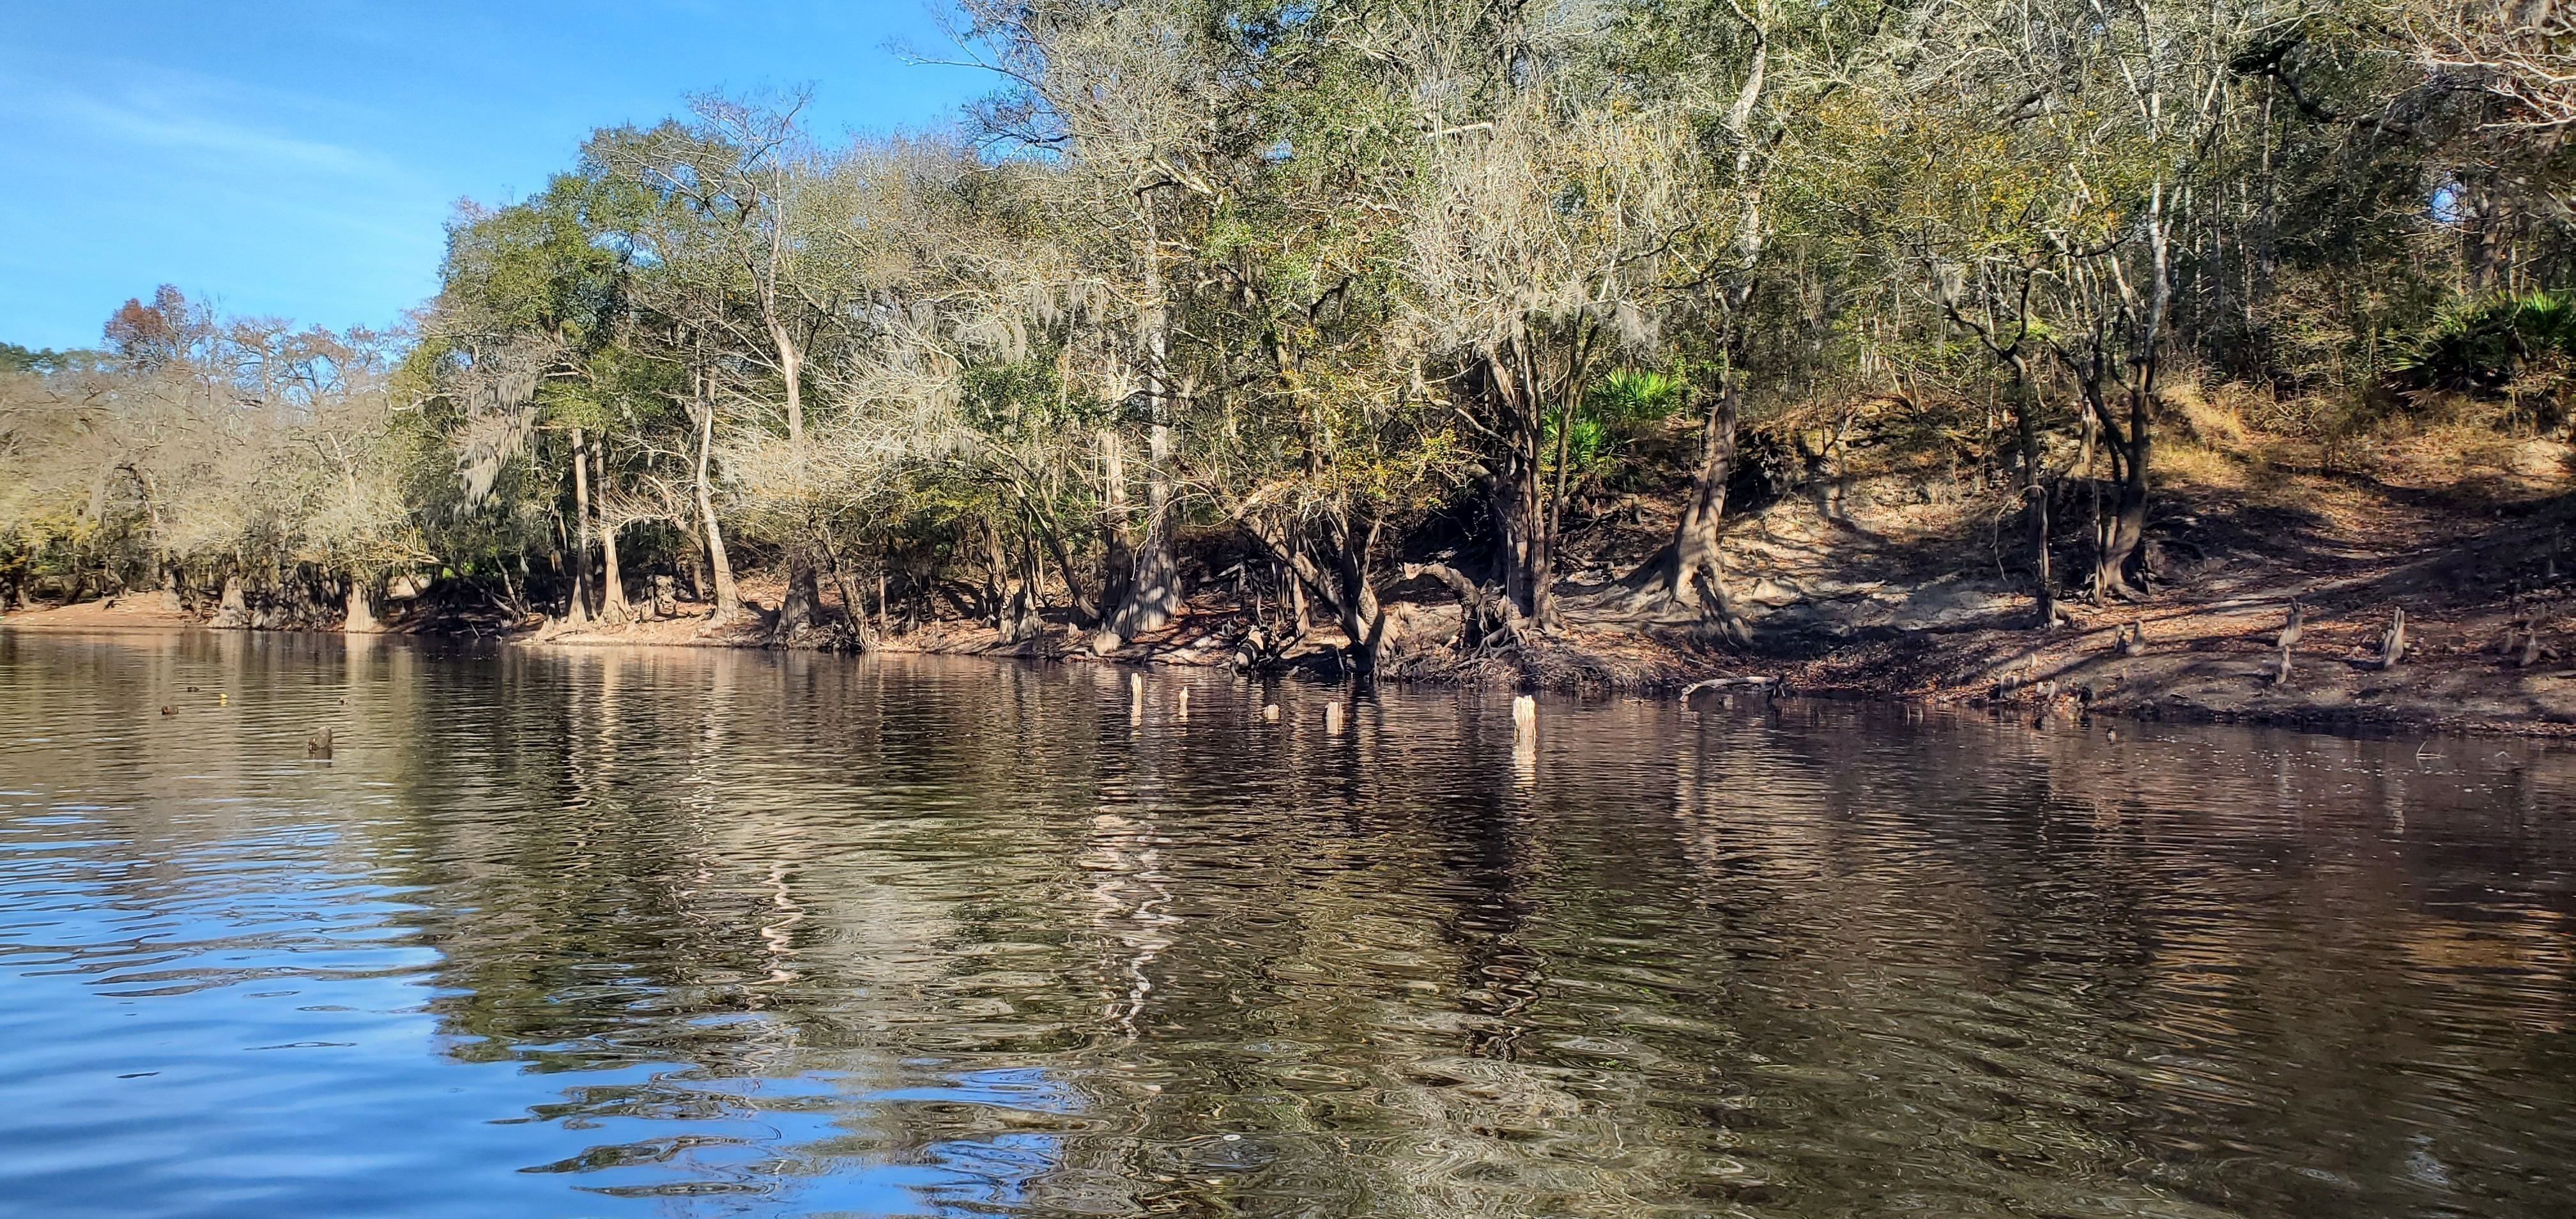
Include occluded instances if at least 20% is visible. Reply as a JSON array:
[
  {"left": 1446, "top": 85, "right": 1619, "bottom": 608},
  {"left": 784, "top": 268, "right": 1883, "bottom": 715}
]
[
  {"left": 15, "top": 581, "right": 2572, "bottom": 739},
  {"left": 13, "top": 419, "right": 2574, "bottom": 737}
]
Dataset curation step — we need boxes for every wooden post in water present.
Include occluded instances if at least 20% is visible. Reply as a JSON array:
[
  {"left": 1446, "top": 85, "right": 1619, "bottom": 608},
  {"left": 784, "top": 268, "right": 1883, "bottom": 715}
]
[
  {"left": 1324, "top": 702, "right": 1344, "bottom": 734},
  {"left": 1511, "top": 694, "right": 1537, "bottom": 785}
]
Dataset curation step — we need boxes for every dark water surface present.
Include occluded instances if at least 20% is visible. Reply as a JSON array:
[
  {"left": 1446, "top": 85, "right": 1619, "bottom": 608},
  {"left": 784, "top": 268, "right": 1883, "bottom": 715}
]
[{"left": 3, "top": 631, "right": 2572, "bottom": 1218}]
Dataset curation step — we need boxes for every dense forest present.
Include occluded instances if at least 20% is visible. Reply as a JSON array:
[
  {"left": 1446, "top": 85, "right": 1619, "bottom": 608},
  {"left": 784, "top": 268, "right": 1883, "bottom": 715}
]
[{"left": 3, "top": 0, "right": 2570, "bottom": 684}]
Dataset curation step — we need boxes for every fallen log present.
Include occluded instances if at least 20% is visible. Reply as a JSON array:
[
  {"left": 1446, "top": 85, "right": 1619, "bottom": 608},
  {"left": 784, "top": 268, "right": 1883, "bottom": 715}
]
[{"left": 1678, "top": 675, "right": 1779, "bottom": 701}]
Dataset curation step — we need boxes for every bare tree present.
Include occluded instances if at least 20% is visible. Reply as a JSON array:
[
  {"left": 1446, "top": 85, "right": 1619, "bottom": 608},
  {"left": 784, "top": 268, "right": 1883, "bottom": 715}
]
[
  {"left": 1401, "top": 50, "right": 1690, "bottom": 625},
  {"left": 2415, "top": 0, "right": 2576, "bottom": 132}
]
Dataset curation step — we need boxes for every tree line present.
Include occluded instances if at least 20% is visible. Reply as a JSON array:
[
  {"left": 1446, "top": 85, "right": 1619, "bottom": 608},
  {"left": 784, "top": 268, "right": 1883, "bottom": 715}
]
[{"left": 4, "top": 0, "right": 2568, "bottom": 675}]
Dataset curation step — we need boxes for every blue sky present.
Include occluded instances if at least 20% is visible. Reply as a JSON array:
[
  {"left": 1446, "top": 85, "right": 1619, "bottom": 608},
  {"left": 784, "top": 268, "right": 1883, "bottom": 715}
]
[{"left": 0, "top": 1, "right": 988, "bottom": 350}]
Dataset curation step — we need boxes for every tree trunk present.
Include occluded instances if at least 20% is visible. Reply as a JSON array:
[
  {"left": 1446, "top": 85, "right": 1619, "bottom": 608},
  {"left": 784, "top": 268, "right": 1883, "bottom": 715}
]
[
  {"left": 598, "top": 520, "right": 629, "bottom": 623},
  {"left": 1669, "top": 375, "right": 1737, "bottom": 608},
  {"left": 2055, "top": 339, "right": 2123, "bottom": 602},
  {"left": 597, "top": 447, "right": 631, "bottom": 624},
  {"left": 1094, "top": 429, "right": 1135, "bottom": 650},
  {"left": 1002, "top": 530, "right": 1043, "bottom": 642},
  {"left": 983, "top": 516, "right": 1008, "bottom": 630},
  {"left": 1323, "top": 510, "right": 1390, "bottom": 681},
  {"left": 344, "top": 577, "right": 383, "bottom": 635},
  {"left": 1028, "top": 512, "right": 1098, "bottom": 624},
  {"left": 1620, "top": 372, "right": 1749, "bottom": 641},
  {"left": 769, "top": 314, "right": 818, "bottom": 647},
  {"left": 693, "top": 382, "right": 740, "bottom": 624},
  {"left": 776, "top": 557, "right": 821, "bottom": 642},
  {"left": 1107, "top": 193, "right": 1181, "bottom": 643},
  {"left": 2012, "top": 369, "right": 2055, "bottom": 627},
  {"left": 2083, "top": 399, "right": 2105, "bottom": 602},
  {"left": 1285, "top": 565, "right": 1309, "bottom": 642},
  {"left": 2096, "top": 187, "right": 2172, "bottom": 596},
  {"left": 1108, "top": 422, "right": 1181, "bottom": 641},
  {"left": 1529, "top": 431, "right": 1566, "bottom": 626},
  {"left": 2094, "top": 379, "right": 2152, "bottom": 595},
  {"left": 771, "top": 323, "right": 804, "bottom": 447},
  {"left": 816, "top": 528, "right": 871, "bottom": 652},
  {"left": 213, "top": 571, "right": 249, "bottom": 629},
  {"left": 1497, "top": 351, "right": 1544, "bottom": 620},
  {"left": 567, "top": 427, "right": 592, "bottom": 626}
]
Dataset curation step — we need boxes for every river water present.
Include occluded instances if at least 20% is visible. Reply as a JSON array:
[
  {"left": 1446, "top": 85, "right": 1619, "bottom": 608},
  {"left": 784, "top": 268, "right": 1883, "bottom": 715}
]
[{"left": 1, "top": 630, "right": 2570, "bottom": 1218}]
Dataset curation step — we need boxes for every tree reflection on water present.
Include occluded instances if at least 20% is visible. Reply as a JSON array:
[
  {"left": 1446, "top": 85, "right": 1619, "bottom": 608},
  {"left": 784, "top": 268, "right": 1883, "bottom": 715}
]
[{"left": 1, "top": 630, "right": 2570, "bottom": 1217}]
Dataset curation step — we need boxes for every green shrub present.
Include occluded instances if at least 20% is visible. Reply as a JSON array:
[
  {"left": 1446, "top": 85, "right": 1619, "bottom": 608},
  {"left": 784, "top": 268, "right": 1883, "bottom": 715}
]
[{"left": 2392, "top": 290, "right": 2576, "bottom": 393}]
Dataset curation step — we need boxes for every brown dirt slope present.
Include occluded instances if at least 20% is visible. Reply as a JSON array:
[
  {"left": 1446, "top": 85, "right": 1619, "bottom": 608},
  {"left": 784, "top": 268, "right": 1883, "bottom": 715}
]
[{"left": 1751, "top": 426, "right": 2576, "bottom": 736}]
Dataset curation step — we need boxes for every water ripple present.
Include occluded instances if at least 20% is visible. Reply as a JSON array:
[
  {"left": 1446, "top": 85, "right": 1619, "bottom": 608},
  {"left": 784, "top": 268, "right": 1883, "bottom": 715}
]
[{"left": 1, "top": 631, "right": 2572, "bottom": 1217}]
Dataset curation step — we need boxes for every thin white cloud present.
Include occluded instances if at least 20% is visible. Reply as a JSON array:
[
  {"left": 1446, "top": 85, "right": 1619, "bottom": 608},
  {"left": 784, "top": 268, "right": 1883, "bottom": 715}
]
[
  {"left": 50, "top": 89, "right": 383, "bottom": 176},
  {"left": 0, "top": 61, "right": 413, "bottom": 186}
]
